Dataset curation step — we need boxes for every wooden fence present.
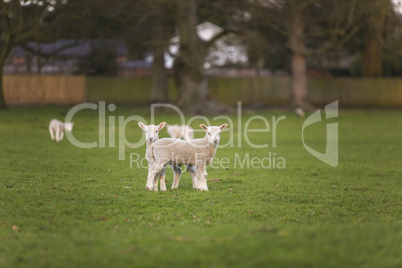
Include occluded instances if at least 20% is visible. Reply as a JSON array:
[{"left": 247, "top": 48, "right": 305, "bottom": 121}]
[
  {"left": 209, "top": 77, "right": 402, "bottom": 107},
  {"left": 4, "top": 75, "right": 402, "bottom": 107},
  {"left": 308, "top": 78, "right": 402, "bottom": 107},
  {"left": 4, "top": 75, "right": 86, "bottom": 105}
]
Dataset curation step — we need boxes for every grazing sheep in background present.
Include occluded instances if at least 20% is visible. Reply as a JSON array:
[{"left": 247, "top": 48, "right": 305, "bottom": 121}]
[
  {"left": 166, "top": 124, "right": 194, "bottom": 140},
  {"left": 49, "top": 119, "right": 74, "bottom": 142},
  {"left": 146, "top": 123, "right": 228, "bottom": 191},
  {"left": 138, "top": 122, "right": 182, "bottom": 191},
  {"left": 295, "top": 107, "right": 305, "bottom": 118}
]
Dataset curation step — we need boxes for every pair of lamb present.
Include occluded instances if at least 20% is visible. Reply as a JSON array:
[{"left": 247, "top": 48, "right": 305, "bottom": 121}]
[{"left": 138, "top": 122, "right": 228, "bottom": 191}]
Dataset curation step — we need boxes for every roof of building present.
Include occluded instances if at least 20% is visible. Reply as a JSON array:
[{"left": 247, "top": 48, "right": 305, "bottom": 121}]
[{"left": 11, "top": 39, "right": 128, "bottom": 58}]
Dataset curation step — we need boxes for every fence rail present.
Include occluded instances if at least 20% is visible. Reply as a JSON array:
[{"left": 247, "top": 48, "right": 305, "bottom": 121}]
[
  {"left": 4, "top": 75, "right": 86, "bottom": 105},
  {"left": 4, "top": 75, "right": 402, "bottom": 107}
]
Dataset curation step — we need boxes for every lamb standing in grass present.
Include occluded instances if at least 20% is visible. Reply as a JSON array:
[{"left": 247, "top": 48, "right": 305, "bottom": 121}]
[
  {"left": 166, "top": 124, "right": 194, "bottom": 140},
  {"left": 49, "top": 119, "right": 74, "bottom": 142},
  {"left": 138, "top": 122, "right": 183, "bottom": 191},
  {"left": 166, "top": 124, "right": 196, "bottom": 188},
  {"left": 146, "top": 123, "right": 228, "bottom": 191}
]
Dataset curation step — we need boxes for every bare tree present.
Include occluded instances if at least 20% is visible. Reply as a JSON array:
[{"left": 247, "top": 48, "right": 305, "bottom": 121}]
[
  {"left": 149, "top": 16, "right": 168, "bottom": 103},
  {"left": 73, "top": 0, "right": 172, "bottom": 104},
  {"left": 143, "top": 0, "right": 175, "bottom": 104},
  {"left": 361, "top": 0, "right": 393, "bottom": 77},
  {"left": 0, "top": 0, "right": 66, "bottom": 109},
  {"left": 173, "top": 0, "right": 233, "bottom": 114},
  {"left": 251, "top": 0, "right": 367, "bottom": 110}
]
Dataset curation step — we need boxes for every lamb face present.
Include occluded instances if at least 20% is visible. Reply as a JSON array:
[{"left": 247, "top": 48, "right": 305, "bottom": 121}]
[
  {"left": 64, "top": 122, "right": 74, "bottom": 132},
  {"left": 138, "top": 122, "right": 166, "bottom": 143},
  {"left": 200, "top": 123, "right": 228, "bottom": 147}
]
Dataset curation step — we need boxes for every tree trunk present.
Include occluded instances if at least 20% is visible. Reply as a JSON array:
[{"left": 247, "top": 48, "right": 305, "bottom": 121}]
[
  {"left": 291, "top": 52, "right": 309, "bottom": 109},
  {"left": 25, "top": 49, "right": 32, "bottom": 74},
  {"left": 174, "top": 0, "right": 232, "bottom": 115},
  {"left": 361, "top": 0, "right": 388, "bottom": 77},
  {"left": 289, "top": 8, "right": 312, "bottom": 110},
  {"left": 0, "top": 35, "right": 14, "bottom": 109},
  {"left": 36, "top": 42, "right": 43, "bottom": 75},
  {"left": 0, "top": 67, "right": 6, "bottom": 109},
  {"left": 150, "top": 17, "right": 168, "bottom": 103}
]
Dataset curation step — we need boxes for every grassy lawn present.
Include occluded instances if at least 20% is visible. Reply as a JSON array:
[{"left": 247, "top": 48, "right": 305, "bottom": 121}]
[{"left": 0, "top": 106, "right": 401, "bottom": 267}]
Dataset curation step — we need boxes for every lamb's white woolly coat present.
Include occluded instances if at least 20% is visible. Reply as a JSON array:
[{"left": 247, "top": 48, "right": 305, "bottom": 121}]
[
  {"left": 49, "top": 119, "right": 73, "bottom": 142},
  {"left": 146, "top": 124, "right": 227, "bottom": 191},
  {"left": 151, "top": 137, "right": 217, "bottom": 166}
]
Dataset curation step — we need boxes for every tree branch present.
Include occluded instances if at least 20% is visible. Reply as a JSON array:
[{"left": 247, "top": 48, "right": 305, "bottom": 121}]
[
  {"left": 301, "top": 24, "right": 362, "bottom": 57},
  {"left": 204, "top": 28, "right": 235, "bottom": 48},
  {"left": 20, "top": 40, "right": 78, "bottom": 59},
  {"left": 0, "top": 34, "right": 14, "bottom": 64}
]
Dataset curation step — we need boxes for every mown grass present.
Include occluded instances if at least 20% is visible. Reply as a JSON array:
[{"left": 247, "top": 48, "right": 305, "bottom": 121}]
[{"left": 0, "top": 106, "right": 401, "bottom": 268}]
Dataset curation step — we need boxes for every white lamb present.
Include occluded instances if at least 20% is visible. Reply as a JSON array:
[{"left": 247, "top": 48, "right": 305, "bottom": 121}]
[
  {"left": 166, "top": 124, "right": 194, "bottom": 140},
  {"left": 146, "top": 123, "right": 228, "bottom": 191},
  {"left": 166, "top": 124, "right": 195, "bottom": 186},
  {"left": 138, "top": 122, "right": 183, "bottom": 191},
  {"left": 295, "top": 107, "right": 305, "bottom": 118},
  {"left": 49, "top": 119, "right": 74, "bottom": 142}
]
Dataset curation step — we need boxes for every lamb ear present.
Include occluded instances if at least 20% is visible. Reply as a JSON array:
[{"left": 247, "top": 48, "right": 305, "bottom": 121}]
[
  {"left": 138, "top": 122, "right": 147, "bottom": 130},
  {"left": 200, "top": 124, "right": 208, "bottom": 132},
  {"left": 220, "top": 123, "right": 228, "bottom": 131},
  {"left": 158, "top": 122, "right": 166, "bottom": 130}
]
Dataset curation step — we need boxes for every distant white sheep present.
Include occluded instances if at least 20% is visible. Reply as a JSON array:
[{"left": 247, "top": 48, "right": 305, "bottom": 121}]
[
  {"left": 295, "top": 107, "right": 305, "bottom": 118},
  {"left": 49, "top": 119, "right": 74, "bottom": 142},
  {"left": 146, "top": 123, "right": 228, "bottom": 191},
  {"left": 166, "top": 124, "right": 194, "bottom": 140},
  {"left": 138, "top": 122, "right": 182, "bottom": 191}
]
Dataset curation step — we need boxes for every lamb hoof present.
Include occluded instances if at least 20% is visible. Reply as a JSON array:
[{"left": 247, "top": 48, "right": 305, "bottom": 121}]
[
  {"left": 145, "top": 185, "right": 153, "bottom": 190},
  {"left": 197, "top": 187, "right": 209, "bottom": 191}
]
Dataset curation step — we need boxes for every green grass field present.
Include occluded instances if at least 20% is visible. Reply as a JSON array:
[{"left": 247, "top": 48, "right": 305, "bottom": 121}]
[{"left": 0, "top": 106, "right": 401, "bottom": 267}]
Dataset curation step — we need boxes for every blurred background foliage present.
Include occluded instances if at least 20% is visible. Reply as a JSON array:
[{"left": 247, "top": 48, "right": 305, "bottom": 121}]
[{"left": 1, "top": 0, "right": 402, "bottom": 111}]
